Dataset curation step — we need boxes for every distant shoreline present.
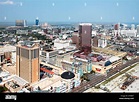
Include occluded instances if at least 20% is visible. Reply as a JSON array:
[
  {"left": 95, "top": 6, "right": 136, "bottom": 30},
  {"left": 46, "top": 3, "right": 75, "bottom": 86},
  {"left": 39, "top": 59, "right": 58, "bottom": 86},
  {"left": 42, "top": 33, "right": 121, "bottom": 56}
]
[{"left": 0, "top": 21, "right": 139, "bottom": 27}]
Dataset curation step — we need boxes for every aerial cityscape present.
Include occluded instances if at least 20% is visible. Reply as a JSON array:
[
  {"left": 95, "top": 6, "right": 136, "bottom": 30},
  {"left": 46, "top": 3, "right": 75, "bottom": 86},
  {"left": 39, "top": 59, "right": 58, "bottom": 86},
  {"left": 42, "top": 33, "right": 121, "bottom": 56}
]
[{"left": 0, "top": 0, "right": 139, "bottom": 94}]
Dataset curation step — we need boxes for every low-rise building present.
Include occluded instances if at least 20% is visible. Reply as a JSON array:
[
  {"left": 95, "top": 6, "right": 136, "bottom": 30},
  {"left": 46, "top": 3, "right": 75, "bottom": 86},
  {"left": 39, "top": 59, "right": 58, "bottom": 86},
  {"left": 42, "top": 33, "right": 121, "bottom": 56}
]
[
  {"left": 4, "top": 75, "right": 29, "bottom": 92},
  {"left": 53, "top": 39, "right": 72, "bottom": 50},
  {"left": 40, "top": 49, "right": 58, "bottom": 64},
  {"left": 0, "top": 44, "right": 16, "bottom": 65},
  {"left": 16, "top": 30, "right": 28, "bottom": 35}
]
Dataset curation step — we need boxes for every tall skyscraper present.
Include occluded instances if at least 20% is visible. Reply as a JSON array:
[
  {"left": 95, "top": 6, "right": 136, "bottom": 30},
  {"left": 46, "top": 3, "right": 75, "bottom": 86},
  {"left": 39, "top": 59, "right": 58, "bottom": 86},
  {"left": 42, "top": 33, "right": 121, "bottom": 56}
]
[
  {"left": 137, "top": 25, "right": 139, "bottom": 35},
  {"left": 23, "top": 20, "right": 27, "bottom": 27},
  {"left": 16, "top": 41, "right": 40, "bottom": 83},
  {"left": 79, "top": 23, "right": 92, "bottom": 53},
  {"left": 131, "top": 24, "right": 135, "bottom": 30},
  {"left": 114, "top": 23, "right": 120, "bottom": 37},
  {"left": 35, "top": 17, "right": 39, "bottom": 26},
  {"left": 114, "top": 23, "right": 120, "bottom": 30},
  {"left": 16, "top": 20, "right": 27, "bottom": 27}
]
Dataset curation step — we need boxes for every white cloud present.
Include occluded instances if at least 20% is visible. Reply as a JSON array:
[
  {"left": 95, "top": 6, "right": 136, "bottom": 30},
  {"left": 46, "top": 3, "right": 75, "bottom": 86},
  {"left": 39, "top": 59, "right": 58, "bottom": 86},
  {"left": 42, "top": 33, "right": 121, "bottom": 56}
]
[
  {"left": 132, "top": 17, "right": 135, "bottom": 20},
  {"left": 0, "top": 0, "right": 23, "bottom": 6},
  {"left": 4, "top": 16, "right": 7, "bottom": 20},
  {"left": 68, "top": 16, "right": 71, "bottom": 20},
  {"left": 20, "top": 2, "right": 22, "bottom": 6},
  {"left": 100, "top": 16, "right": 103, "bottom": 20},
  {"left": 84, "top": 2, "right": 87, "bottom": 7},
  {"left": 116, "top": 2, "right": 119, "bottom": 6},
  {"left": 52, "top": 3, "right": 55, "bottom": 6},
  {"left": 0, "top": 0, "right": 14, "bottom": 5}
]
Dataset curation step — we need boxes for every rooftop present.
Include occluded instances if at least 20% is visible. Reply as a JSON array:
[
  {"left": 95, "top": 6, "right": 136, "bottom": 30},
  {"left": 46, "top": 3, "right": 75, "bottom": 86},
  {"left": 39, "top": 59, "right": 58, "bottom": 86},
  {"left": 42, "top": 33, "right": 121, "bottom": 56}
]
[
  {"left": 11, "top": 75, "right": 29, "bottom": 86},
  {"left": 79, "top": 23, "right": 92, "bottom": 26},
  {"left": 0, "top": 44, "right": 16, "bottom": 53},
  {"left": 61, "top": 71, "right": 75, "bottom": 79},
  {"left": 54, "top": 39, "right": 71, "bottom": 43},
  {"left": 17, "top": 40, "right": 39, "bottom": 49}
]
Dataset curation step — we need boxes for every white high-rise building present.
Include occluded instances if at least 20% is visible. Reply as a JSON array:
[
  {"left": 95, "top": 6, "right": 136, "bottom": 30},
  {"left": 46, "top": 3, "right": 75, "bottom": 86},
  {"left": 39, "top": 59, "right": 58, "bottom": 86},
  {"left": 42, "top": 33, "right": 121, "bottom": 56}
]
[
  {"left": 131, "top": 24, "right": 135, "bottom": 30},
  {"left": 137, "top": 25, "right": 139, "bottom": 35},
  {"left": 23, "top": 20, "right": 27, "bottom": 27},
  {"left": 98, "top": 39, "right": 107, "bottom": 48}
]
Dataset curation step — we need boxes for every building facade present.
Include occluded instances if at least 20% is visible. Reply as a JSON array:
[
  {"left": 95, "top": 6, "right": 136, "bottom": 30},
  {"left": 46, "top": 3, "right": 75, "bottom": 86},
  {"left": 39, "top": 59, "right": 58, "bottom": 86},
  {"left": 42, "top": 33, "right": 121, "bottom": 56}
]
[
  {"left": 114, "top": 23, "right": 120, "bottom": 36},
  {"left": 137, "top": 25, "right": 139, "bottom": 35},
  {"left": 35, "top": 17, "right": 39, "bottom": 26},
  {"left": 16, "top": 41, "right": 40, "bottom": 83},
  {"left": 71, "top": 32, "right": 80, "bottom": 49},
  {"left": 15, "top": 20, "right": 27, "bottom": 27},
  {"left": 92, "top": 36, "right": 98, "bottom": 47},
  {"left": 79, "top": 23, "right": 92, "bottom": 53}
]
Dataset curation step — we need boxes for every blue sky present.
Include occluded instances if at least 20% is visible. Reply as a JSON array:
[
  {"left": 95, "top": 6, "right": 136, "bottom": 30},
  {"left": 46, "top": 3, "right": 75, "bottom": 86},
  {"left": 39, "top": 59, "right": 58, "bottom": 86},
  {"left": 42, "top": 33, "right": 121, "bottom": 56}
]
[{"left": 0, "top": 0, "right": 139, "bottom": 23}]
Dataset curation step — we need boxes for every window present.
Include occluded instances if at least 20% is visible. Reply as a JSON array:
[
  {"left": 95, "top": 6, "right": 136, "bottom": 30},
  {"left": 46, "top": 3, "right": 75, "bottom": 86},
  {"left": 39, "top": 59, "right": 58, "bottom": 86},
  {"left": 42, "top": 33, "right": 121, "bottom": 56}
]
[
  {"left": 31, "top": 50, "right": 34, "bottom": 59},
  {"left": 34, "top": 49, "right": 39, "bottom": 58},
  {"left": 21, "top": 48, "right": 29, "bottom": 59},
  {"left": 41, "top": 52, "right": 46, "bottom": 56},
  {"left": 16, "top": 47, "right": 20, "bottom": 55}
]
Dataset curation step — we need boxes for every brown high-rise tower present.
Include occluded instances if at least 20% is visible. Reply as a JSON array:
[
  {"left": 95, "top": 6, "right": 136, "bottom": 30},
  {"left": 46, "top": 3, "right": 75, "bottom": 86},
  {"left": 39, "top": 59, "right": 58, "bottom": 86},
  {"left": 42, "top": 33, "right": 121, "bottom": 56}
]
[
  {"left": 79, "top": 23, "right": 92, "bottom": 53},
  {"left": 16, "top": 41, "right": 40, "bottom": 83}
]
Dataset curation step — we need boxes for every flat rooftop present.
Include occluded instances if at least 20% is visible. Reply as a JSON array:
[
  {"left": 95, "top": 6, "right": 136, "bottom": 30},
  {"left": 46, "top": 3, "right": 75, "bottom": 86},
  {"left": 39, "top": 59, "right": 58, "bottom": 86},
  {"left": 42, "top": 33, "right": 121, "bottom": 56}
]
[
  {"left": 79, "top": 23, "right": 92, "bottom": 26},
  {"left": 92, "top": 47, "right": 127, "bottom": 57},
  {"left": 7, "top": 75, "right": 29, "bottom": 87},
  {"left": 17, "top": 41, "right": 39, "bottom": 49},
  {"left": 0, "top": 44, "right": 16, "bottom": 53},
  {"left": 2, "top": 63, "right": 16, "bottom": 75},
  {"left": 30, "top": 74, "right": 61, "bottom": 90}
]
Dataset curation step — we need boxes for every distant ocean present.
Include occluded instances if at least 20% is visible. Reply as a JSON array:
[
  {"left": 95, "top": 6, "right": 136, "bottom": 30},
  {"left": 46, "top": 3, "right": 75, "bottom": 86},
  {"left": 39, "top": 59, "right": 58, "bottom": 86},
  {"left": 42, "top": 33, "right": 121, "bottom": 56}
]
[
  {"left": 0, "top": 22, "right": 77, "bottom": 27},
  {"left": 0, "top": 21, "right": 139, "bottom": 27}
]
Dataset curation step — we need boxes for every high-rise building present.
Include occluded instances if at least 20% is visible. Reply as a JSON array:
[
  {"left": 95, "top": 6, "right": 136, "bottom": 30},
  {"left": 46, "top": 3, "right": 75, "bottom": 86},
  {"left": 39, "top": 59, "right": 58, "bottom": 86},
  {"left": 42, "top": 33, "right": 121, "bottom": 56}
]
[
  {"left": 15, "top": 20, "right": 27, "bottom": 27},
  {"left": 79, "top": 23, "right": 92, "bottom": 53},
  {"left": 114, "top": 23, "right": 120, "bottom": 30},
  {"left": 16, "top": 41, "right": 40, "bottom": 83},
  {"left": 71, "top": 32, "right": 79, "bottom": 49},
  {"left": 131, "top": 24, "right": 135, "bottom": 30},
  {"left": 114, "top": 23, "right": 120, "bottom": 37},
  {"left": 98, "top": 38, "right": 107, "bottom": 48},
  {"left": 35, "top": 17, "right": 39, "bottom": 26},
  {"left": 137, "top": 25, "right": 139, "bottom": 35},
  {"left": 92, "top": 36, "right": 98, "bottom": 47}
]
